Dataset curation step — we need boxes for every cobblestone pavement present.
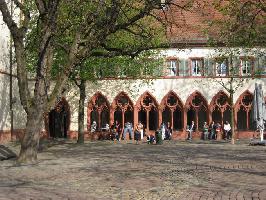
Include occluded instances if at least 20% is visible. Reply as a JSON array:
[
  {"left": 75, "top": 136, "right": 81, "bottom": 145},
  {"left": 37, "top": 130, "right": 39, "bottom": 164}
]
[{"left": 0, "top": 140, "right": 265, "bottom": 200}]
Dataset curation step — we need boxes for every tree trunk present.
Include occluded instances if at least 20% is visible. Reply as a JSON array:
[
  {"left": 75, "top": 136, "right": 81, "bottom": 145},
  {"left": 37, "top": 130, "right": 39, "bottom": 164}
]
[
  {"left": 230, "top": 81, "right": 235, "bottom": 145},
  {"left": 77, "top": 80, "right": 86, "bottom": 144},
  {"left": 17, "top": 108, "right": 43, "bottom": 164}
]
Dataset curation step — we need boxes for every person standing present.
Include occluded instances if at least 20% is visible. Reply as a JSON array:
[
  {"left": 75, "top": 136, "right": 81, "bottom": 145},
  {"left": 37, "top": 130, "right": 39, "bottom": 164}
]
[
  {"left": 209, "top": 121, "right": 216, "bottom": 140},
  {"left": 215, "top": 122, "right": 221, "bottom": 140},
  {"left": 134, "top": 123, "right": 141, "bottom": 144},
  {"left": 223, "top": 121, "right": 231, "bottom": 140},
  {"left": 160, "top": 122, "right": 166, "bottom": 140},
  {"left": 203, "top": 122, "right": 209, "bottom": 140},
  {"left": 122, "top": 121, "right": 133, "bottom": 140},
  {"left": 111, "top": 120, "right": 121, "bottom": 141},
  {"left": 137, "top": 122, "right": 144, "bottom": 140}
]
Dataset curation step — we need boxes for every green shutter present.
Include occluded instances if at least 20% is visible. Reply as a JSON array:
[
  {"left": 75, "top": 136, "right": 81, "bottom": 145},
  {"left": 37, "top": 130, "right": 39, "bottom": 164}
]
[
  {"left": 184, "top": 59, "right": 189, "bottom": 76},
  {"left": 256, "top": 56, "right": 266, "bottom": 75},
  {"left": 179, "top": 59, "right": 185, "bottom": 76},
  {"left": 232, "top": 57, "right": 240, "bottom": 76},
  {"left": 204, "top": 58, "right": 214, "bottom": 76}
]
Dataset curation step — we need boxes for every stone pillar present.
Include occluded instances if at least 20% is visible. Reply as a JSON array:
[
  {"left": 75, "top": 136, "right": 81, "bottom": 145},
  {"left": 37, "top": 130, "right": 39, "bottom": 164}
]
[
  {"left": 146, "top": 110, "right": 150, "bottom": 133},
  {"left": 170, "top": 110, "right": 174, "bottom": 129},
  {"left": 110, "top": 107, "right": 115, "bottom": 127},
  {"left": 195, "top": 110, "right": 199, "bottom": 132},
  {"left": 133, "top": 107, "right": 138, "bottom": 131},
  {"left": 158, "top": 106, "right": 163, "bottom": 127},
  {"left": 122, "top": 110, "right": 125, "bottom": 129},
  {"left": 97, "top": 110, "right": 101, "bottom": 131},
  {"left": 87, "top": 109, "right": 91, "bottom": 131}
]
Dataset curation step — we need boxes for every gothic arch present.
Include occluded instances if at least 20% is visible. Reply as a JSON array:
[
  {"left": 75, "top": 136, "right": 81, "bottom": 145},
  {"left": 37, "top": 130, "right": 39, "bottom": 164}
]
[
  {"left": 111, "top": 92, "right": 134, "bottom": 128},
  {"left": 160, "top": 91, "right": 184, "bottom": 130},
  {"left": 45, "top": 97, "right": 71, "bottom": 138},
  {"left": 136, "top": 91, "right": 159, "bottom": 132},
  {"left": 87, "top": 92, "right": 110, "bottom": 131},
  {"left": 210, "top": 91, "right": 231, "bottom": 126},
  {"left": 235, "top": 90, "right": 253, "bottom": 130},
  {"left": 185, "top": 91, "right": 208, "bottom": 131}
]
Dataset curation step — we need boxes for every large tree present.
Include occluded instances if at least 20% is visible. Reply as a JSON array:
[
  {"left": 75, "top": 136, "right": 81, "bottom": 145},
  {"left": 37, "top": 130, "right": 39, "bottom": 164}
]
[
  {"left": 203, "top": 0, "right": 266, "bottom": 144},
  {"left": 0, "top": 0, "right": 191, "bottom": 163}
]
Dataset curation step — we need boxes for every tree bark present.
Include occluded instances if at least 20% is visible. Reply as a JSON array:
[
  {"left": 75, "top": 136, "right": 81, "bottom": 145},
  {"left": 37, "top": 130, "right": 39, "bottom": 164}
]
[
  {"left": 77, "top": 80, "right": 86, "bottom": 144},
  {"left": 17, "top": 108, "right": 43, "bottom": 164}
]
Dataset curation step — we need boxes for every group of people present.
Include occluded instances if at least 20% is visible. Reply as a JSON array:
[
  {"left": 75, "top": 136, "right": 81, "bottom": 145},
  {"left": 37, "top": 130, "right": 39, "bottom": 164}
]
[
  {"left": 92, "top": 120, "right": 173, "bottom": 144},
  {"left": 187, "top": 120, "right": 231, "bottom": 140},
  {"left": 91, "top": 120, "right": 232, "bottom": 143}
]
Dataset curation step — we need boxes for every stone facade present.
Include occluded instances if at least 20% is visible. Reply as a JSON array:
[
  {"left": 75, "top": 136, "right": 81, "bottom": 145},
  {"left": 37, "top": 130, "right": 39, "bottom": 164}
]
[{"left": 1, "top": 5, "right": 266, "bottom": 143}]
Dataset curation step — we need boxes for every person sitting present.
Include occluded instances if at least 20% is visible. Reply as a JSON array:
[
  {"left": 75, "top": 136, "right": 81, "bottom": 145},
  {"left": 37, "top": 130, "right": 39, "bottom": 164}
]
[
  {"left": 165, "top": 122, "right": 172, "bottom": 140},
  {"left": 110, "top": 122, "right": 116, "bottom": 140},
  {"left": 146, "top": 134, "right": 155, "bottom": 144},
  {"left": 223, "top": 121, "right": 231, "bottom": 140},
  {"left": 91, "top": 121, "right": 97, "bottom": 133},
  {"left": 187, "top": 121, "right": 196, "bottom": 140}
]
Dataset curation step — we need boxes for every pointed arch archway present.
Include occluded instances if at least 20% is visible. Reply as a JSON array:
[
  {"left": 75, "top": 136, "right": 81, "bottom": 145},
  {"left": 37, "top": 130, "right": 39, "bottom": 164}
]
[
  {"left": 160, "top": 91, "right": 184, "bottom": 130},
  {"left": 209, "top": 91, "right": 231, "bottom": 127},
  {"left": 45, "top": 97, "right": 71, "bottom": 138},
  {"left": 135, "top": 91, "right": 159, "bottom": 132},
  {"left": 111, "top": 92, "right": 134, "bottom": 129},
  {"left": 87, "top": 92, "right": 110, "bottom": 131},
  {"left": 185, "top": 91, "right": 208, "bottom": 131},
  {"left": 235, "top": 90, "right": 253, "bottom": 130}
]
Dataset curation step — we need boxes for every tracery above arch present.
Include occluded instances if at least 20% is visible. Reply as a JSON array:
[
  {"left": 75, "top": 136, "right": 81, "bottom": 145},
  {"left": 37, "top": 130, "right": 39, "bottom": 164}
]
[
  {"left": 235, "top": 91, "right": 253, "bottom": 112},
  {"left": 136, "top": 91, "right": 159, "bottom": 111},
  {"left": 210, "top": 91, "right": 231, "bottom": 112},
  {"left": 160, "top": 91, "right": 183, "bottom": 111},
  {"left": 88, "top": 92, "right": 110, "bottom": 112},
  {"left": 185, "top": 91, "right": 208, "bottom": 111},
  {"left": 111, "top": 92, "right": 133, "bottom": 112}
]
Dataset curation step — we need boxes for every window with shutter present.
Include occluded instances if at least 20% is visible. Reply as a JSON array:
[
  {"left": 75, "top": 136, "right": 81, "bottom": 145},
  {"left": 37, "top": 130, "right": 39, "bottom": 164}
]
[
  {"left": 165, "top": 59, "right": 178, "bottom": 76},
  {"left": 190, "top": 58, "right": 204, "bottom": 76},
  {"left": 214, "top": 59, "right": 228, "bottom": 76},
  {"left": 240, "top": 57, "right": 253, "bottom": 76}
]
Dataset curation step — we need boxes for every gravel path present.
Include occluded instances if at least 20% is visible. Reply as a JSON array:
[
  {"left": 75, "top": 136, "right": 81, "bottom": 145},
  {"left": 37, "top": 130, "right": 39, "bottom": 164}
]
[{"left": 0, "top": 140, "right": 265, "bottom": 200}]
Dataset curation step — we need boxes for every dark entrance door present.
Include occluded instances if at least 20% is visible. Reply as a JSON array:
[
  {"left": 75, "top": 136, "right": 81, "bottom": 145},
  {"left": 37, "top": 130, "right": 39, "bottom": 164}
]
[{"left": 49, "top": 106, "right": 69, "bottom": 138}]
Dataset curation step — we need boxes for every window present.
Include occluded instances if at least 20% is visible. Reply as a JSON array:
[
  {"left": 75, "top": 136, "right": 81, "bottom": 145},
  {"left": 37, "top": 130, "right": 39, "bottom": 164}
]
[
  {"left": 215, "top": 60, "right": 228, "bottom": 76},
  {"left": 166, "top": 59, "right": 178, "bottom": 76},
  {"left": 191, "top": 59, "right": 203, "bottom": 76},
  {"left": 240, "top": 58, "right": 253, "bottom": 76}
]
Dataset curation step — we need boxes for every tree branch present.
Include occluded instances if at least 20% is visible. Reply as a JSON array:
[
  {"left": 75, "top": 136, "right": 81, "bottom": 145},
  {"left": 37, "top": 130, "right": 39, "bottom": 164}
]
[
  {"left": 0, "top": 0, "right": 19, "bottom": 35},
  {"left": 35, "top": 0, "right": 47, "bottom": 15}
]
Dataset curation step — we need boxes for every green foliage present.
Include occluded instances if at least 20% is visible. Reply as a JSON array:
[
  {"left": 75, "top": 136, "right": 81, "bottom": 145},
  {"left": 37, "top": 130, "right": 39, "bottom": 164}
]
[
  {"left": 24, "top": 0, "right": 168, "bottom": 81},
  {"left": 207, "top": 0, "right": 266, "bottom": 47},
  {"left": 71, "top": 51, "right": 164, "bottom": 82}
]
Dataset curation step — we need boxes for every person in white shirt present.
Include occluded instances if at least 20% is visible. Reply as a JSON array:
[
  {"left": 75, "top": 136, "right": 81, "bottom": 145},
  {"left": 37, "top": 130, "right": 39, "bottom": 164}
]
[{"left": 223, "top": 121, "right": 231, "bottom": 140}]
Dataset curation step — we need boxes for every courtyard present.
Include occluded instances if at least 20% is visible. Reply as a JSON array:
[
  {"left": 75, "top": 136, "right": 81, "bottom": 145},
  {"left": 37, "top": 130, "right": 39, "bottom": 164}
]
[{"left": 0, "top": 139, "right": 266, "bottom": 200}]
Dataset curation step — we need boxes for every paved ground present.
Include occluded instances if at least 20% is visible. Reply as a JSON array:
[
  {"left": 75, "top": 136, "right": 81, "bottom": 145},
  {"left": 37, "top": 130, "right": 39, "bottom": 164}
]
[{"left": 0, "top": 139, "right": 266, "bottom": 200}]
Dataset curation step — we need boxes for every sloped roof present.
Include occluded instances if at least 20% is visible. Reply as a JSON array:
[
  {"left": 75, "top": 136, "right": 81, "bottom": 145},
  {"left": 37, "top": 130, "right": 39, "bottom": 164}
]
[{"left": 164, "top": 0, "right": 223, "bottom": 46}]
